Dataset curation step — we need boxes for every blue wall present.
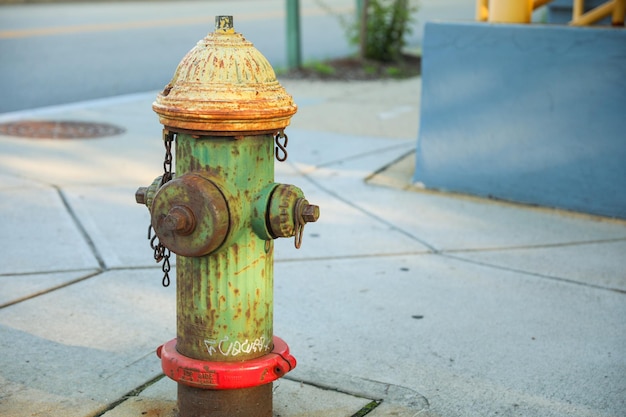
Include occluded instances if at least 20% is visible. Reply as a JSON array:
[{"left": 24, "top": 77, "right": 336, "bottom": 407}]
[{"left": 414, "top": 22, "right": 626, "bottom": 219}]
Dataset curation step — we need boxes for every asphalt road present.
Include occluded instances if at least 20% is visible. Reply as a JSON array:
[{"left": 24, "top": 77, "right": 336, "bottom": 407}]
[{"left": 0, "top": 0, "right": 474, "bottom": 114}]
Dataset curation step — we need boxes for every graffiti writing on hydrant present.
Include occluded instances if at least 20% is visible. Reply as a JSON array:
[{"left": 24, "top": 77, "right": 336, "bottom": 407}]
[{"left": 204, "top": 336, "right": 272, "bottom": 357}]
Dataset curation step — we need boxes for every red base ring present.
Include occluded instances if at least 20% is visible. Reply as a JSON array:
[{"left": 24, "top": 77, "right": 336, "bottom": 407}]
[{"left": 157, "top": 336, "right": 296, "bottom": 390}]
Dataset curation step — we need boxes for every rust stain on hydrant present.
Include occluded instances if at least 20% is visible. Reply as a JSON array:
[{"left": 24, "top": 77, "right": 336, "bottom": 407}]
[{"left": 136, "top": 15, "right": 319, "bottom": 417}]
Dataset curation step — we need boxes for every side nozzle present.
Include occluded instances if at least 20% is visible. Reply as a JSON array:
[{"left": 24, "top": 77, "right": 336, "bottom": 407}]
[{"left": 266, "top": 184, "right": 320, "bottom": 249}]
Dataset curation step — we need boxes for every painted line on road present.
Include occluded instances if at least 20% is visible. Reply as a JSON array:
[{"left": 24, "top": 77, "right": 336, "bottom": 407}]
[{"left": 0, "top": 6, "right": 352, "bottom": 39}]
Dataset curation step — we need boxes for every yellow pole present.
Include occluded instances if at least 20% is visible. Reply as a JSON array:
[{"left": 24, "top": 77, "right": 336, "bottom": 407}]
[
  {"left": 488, "top": 0, "right": 532, "bottom": 23},
  {"left": 573, "top": 0, "right": 585, "bottom": 19},
  {"left": 570, "top": 0, "right": 614, "bottom": 25},
  {"left": 613, "top": 0, "right": 625, "bottom": 25},
  {"left": 476, "top": 0, "right": 489, "bottom": 21},
  {"left": 533, "top": 0, "right": 554, "bottom": 10}
]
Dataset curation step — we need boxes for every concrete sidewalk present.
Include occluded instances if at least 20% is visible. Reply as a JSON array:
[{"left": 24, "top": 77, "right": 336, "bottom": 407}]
[{"left": 0, "top": 76, "right": 625, "bottom": 417}]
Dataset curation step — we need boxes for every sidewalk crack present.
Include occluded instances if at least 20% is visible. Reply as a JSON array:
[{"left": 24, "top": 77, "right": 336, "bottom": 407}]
[
  {"left": 351, "top": 399, "right": 383, "bottom": 417},
  {"left": 91, "top": 373, "right": 166, "bottom": 417},
  {"left": 442, "top": 253, "right": 626, "bottom": 294},
  {"left": 55, "top": 185, "right": 107, "bottom": 270},
  {"left": 0, "top": 269, "right": 103, "bottom": 309},
  {"left": 443, "top": 237, "right": 626, "bottom": 254},
  {"left": 297, "top": 171, "right": 440, "bottom": 253}
]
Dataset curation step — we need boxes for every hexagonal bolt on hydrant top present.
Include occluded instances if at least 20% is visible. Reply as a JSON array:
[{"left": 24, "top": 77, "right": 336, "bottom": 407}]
[{"left": 135, "top": 15, "right": 319, "bottom": 417}]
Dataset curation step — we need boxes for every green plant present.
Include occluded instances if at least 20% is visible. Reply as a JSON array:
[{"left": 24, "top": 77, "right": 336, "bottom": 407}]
[
  {"left": 370, "top": 0, "right": 412, "bottom": 61},
  {"left": 315, "top": 0, "right": 417, "bottom": 63},
  {"left": 352, "top": 0, "right": 417, "bottom": 62},
  {"left": 304, "top": 60, "right": 336, "bottom": 76},
  {"left": 385, "top": 66, "right": 402, "bottom": 77},
  {"left": 363, "top": 63, "right": 377, "bottom": 75}
]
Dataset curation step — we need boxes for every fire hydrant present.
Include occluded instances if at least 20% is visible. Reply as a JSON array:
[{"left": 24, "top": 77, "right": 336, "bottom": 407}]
[{"left": 135, "top": 16, "right": 319, "bottom": 417}]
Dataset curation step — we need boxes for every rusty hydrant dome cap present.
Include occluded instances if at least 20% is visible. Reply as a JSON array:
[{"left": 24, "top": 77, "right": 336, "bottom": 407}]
[{"left": 153, "top": 16, "right": 297, "bottom": 135}]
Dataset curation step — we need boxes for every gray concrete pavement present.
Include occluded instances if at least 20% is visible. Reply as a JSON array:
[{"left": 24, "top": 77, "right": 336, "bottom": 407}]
[{"left": 1, "top": 74, "right": 625, "bottom": 416}]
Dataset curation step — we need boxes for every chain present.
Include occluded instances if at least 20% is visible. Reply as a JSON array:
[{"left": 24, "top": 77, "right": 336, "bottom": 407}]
[
  {"left": 148, "top": 226, "right": 171, "bottom": 286},
  {"left": 293, "top": 198, "right": 306, "bottom": 249},
  {"left": 148, "top": 129, "right": 175, "bottom": 287},
  {"left": 161, "top": 132, "right": 173, "bottom": 184},
  {"left": 274, "top": 130, "right": 288, "bottom": 162}
]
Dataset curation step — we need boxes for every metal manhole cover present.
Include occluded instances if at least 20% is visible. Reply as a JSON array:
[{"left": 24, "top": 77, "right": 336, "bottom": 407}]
[{"left": 0, "top": 120, "right": 125, "bottom": 139}]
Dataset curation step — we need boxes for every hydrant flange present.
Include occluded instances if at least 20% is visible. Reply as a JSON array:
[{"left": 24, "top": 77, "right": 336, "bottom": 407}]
[{"left": 157, "top": 336, "right": 296, "bottom": 390}]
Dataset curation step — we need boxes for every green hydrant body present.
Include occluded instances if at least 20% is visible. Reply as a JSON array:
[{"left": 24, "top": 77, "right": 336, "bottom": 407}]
[
  {"left": 175, "top": 134, "right": 275, "bottom": 363},
  {"left": 136, "top": 16, "right": 319, "bottom": 417}
]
